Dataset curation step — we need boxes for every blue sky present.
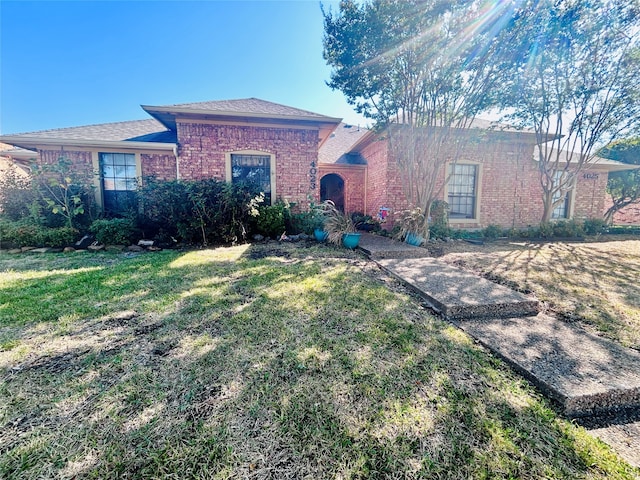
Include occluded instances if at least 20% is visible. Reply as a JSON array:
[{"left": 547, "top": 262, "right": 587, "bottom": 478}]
[{"left": 0, "top": 0, "right": 369, "bottom": 134}]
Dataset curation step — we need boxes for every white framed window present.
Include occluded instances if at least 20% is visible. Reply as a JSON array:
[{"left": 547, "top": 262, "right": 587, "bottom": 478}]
[
  {"left": 447, "top": 163, "right": 478, "bottom": 220},
  {"left": 551, "top": 171, "right": 571, "bottom": 219}
]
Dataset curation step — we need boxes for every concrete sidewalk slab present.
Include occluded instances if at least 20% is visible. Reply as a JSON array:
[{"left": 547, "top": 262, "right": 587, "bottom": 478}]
[
  {"left": 358, "top": 233, "right": 429, "bottom": 259},
  {"left": 459, "top": 314, "right": 640, "bottom": 418},
  {"left": 378, "top": 257, "right": 540, "bottom": 319}
]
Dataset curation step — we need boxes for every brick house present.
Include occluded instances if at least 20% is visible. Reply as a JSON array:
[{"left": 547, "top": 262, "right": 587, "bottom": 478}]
[{"left": 1, "top": 98, "right": 638, "bottom": 227}]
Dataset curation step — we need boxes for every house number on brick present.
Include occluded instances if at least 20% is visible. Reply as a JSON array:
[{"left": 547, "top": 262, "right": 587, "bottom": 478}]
[
  {"left": 583, "top": 173, "right": 599, "bottom": 180},
  {"left": 310, "top": 161, "right": 317, "bottom": 190}
]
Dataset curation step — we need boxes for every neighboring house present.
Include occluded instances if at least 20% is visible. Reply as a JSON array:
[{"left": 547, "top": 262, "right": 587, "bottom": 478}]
[{"left": 1, "top": 97, "right": 637, "bottom": 227}]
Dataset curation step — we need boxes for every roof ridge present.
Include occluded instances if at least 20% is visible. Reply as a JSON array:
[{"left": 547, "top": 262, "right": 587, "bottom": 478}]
[
  {"left": 8, "top": 118, "right": 164, "bottom": 136},
  {"left": 159, "top": 97, "right": 331, "bottom": 118}
]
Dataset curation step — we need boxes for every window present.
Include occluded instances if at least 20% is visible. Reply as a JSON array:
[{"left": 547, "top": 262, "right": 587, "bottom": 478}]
[
  {"left": 551, "top": 171, "right": 570, "bottom": 219},
  {"left": 230, "top": 154, "right": 272, "bottom": 203},
  {"left": 447, "top": 164, "right": 478, "bottom": 219},
  {"left": 100, "top": 153, "right": 137, "bottom": 213}
]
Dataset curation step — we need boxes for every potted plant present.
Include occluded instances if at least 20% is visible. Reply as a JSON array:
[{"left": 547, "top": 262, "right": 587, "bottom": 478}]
[
  {"left": 309, "top": 201, "right": 329, "bottom": 241},
  {"left": 395, "top": 207, "right": 426, "bottom": 246},
  {"left": 319, "top": 200, "right": 361, "bottom": 249}
]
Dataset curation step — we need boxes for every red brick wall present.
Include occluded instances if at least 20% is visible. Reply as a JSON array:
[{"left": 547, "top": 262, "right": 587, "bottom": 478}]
[
  {"left": 38, "top": 149, "right": 94, "bottom": 183},
  {"left": 360, "top": 130, "right": 618, "bottom": 230},
  {"left": 604, "top": 196, "right": 640, "bottom": 225},
  {"left": 361, "top": 137, "right": 410, "bottom": 226},
  {"left": 141, "top": 153, "right": 178, "bottom": 181},
  {"left": 572, "top": 169, "right": 608, "bottom": 220},
  {"left": 177, "top": 122, "right": 320, "bottom": 208},
  {"left": 318, "top": 165, "right": 366, "bottom": 213}
]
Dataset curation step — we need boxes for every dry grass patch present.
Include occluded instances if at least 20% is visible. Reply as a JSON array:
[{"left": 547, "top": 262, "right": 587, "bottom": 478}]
[
  {"left": 0, "top": 242, "right": 638, "bottom": 479},
  {"left": 437, "top": 237, "right": 640, "bottom": 350}
]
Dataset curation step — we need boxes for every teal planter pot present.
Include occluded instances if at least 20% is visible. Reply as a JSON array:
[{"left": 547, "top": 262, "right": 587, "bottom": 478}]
[
  {"left": 404, "top": 232, "right": 424, "bottom": 246},
  {"left": 342, "top": 233, "right": 361, "bottom": 249},
  {"left": 314, "top": 228, "right": 329, "bottom": 242}
]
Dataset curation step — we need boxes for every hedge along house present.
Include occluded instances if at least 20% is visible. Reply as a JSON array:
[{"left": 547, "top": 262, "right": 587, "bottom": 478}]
[
  {"left": 0, "top": 98, "right": 341, "bottom": 214},
  {"left": 1, "top": 97, "right": 637, "bottom": 228},
  {"left": 317, "top": 120, "right": 638, "bottom": 229}
]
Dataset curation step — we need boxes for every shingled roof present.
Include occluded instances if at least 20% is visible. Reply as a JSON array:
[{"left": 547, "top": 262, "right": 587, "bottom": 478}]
[
  {"left": 1, "top": 119, "right": 175, "bottom": 143},
  {"left": 160, "top": 98, "right": 332, "bottom": 119},
  {"left": 319, "top": 123, "right": 369, "bottom": 165}
]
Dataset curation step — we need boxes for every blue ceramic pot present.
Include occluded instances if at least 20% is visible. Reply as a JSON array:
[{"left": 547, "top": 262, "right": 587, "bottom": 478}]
[
  {"left": 342, "top": 233, "right": 361, "bottom": 249},
  {"left": 314, "top": 228, "right": 329, "bottom": 242},
  {"left": 404, "top": 232, "right": 424, "bottom": 246}
]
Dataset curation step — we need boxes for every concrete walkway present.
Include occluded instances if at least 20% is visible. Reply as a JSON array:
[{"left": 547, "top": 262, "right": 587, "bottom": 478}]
[{"left": 358, "top": 233, "right": 640, "bottom": 466}]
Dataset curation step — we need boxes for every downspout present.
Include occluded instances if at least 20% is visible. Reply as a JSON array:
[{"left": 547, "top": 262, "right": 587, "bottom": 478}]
[{"left": 173, "top": 144, "right": 180, "bottom": 180}]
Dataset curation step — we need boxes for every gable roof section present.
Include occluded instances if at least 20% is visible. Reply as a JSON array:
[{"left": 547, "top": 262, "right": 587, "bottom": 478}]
[
  {"left": 319, "top": 123, "right": 369, "bottom": 164},
  {"left": 0, "top": 119, "right": 176, "bottom": 151},
  {"left": 142, "top": 98, "right": 342, "bottom": 146},
  {"left": 0, "top": 98, "right": 342, "bottom": 153},
  {"left": 163, "top": 98, "right": 332, "bottom": 118}
]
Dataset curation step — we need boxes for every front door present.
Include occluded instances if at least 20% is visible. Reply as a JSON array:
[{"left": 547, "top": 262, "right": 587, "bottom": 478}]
[{"left": 320, "top": 173, "right": 345, "bottom": 212}]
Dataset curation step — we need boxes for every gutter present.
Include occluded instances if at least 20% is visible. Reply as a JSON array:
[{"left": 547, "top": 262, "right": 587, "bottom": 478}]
[{"left": 0, "top": 135, "right": 176, "bottom": 152}]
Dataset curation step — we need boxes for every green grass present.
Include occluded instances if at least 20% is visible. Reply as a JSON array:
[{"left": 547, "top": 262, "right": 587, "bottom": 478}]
[{"left": 0, "top": 243, "right": 637, "bottom": 479}]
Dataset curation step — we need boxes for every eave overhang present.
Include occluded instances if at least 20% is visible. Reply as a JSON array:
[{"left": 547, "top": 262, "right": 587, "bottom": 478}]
[
  {"left": 0, "top": 135, "right": 176, "bottom": 152},
  {"left": 141, "top": 105, "right": 342, "bottom": 147}
]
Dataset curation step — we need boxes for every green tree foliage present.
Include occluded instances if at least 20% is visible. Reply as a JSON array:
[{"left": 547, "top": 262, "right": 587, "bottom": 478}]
[
  {"left": 322, "top": 0, "right": 510, "bottom": 237},
  {"left": 31, "top": 157, "right": 94, "bottom": 229},
  {"left": 599, "top": 137, "right": 640, "bottom": 223},
  {"left": 323, "top": 0, "right": 640, "bottom": 228},
  {"left": 495, "top": 0, "right": 640, "bottom": 222}
]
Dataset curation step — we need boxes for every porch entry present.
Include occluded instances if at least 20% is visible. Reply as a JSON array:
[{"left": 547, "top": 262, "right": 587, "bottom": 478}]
[{"left": 320, "top": 173, "right": 345, "bottom": 212}]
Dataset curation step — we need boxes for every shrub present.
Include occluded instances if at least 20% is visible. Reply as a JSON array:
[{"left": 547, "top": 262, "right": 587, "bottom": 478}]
[
  {"left": 139, "top": 178, "right": 263, "bottom": 245},
  {"left": 583, "top": 217, "right": 608, "bottom": 236},
  {"left": 0, "top": 219, "right": 78, "bottom": 248},
  {"left": 90, "top": 218, "right": 136, "bottom": 245},
  {"left": 538, "top": 222, "right": 554, "bottom": 238},
  {"left": 36, "top": 226, "right": 78, "bottom": 247},
  {"left": 254, "top": 202, "right": 288, "bottom": 238},
  {"left": 0, "top": 165, "right": 36, "bottom": 221},
  {"left": 552, "top": 219, "right": 584, "bottom": 238},
  {"left": 429, "top": 200, "right": 450, "bottom": 240},
  {"left": 482, "top": 224, "right": 503, "bottom": 240},
  {"left": 287, "top": 211, "right": 317, "bottom": 235},
  {"left": 351, "top": 212, "right": 381, "bottom": 232}
]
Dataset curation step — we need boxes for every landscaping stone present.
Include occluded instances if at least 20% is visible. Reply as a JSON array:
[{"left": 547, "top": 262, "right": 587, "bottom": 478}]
[
  {"left": 28, "top": 247, "right": 50, "bottom": 253},
  {"left": 8, "top": 249, "right": 22, "bottom": 254},
  {"left": 63, "top": 247, "right": 75, "bottom": 253},
  {"left": 127, "top": 245, "right": 144, "bottom": 252},
  {"left": 138, "top": 239, "right": 154, "bottom": 247},
  {"left": 21, "top": 246, "right": 36, "bottom": 252},
  {"left": 147, "top": 246, "right": 162, "bottom": 252},
  {"left": 106, "top": 245, "right": 126, "bottom": 252},
  {"left": 87, "top": 244, "right": 105, "bottom": 252},
  {"left": 75, "top": 235, "right": 94, "bottom": 249}
]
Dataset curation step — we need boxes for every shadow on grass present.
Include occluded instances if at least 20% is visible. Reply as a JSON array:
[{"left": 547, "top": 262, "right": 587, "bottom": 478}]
[
  {"left": 444, "top": 239, "right": 640, "bottom": 350},
  {"left": 0, "top": 242, "right": 637, "bottom": 478}
]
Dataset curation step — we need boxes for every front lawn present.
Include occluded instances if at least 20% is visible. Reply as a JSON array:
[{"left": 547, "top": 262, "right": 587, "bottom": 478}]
[
  {"left": 437, "top": 237, "right": 640, "bottom": 350},
  {"left": 0, "top": 243, "right": 637, "bottom": 479}
]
